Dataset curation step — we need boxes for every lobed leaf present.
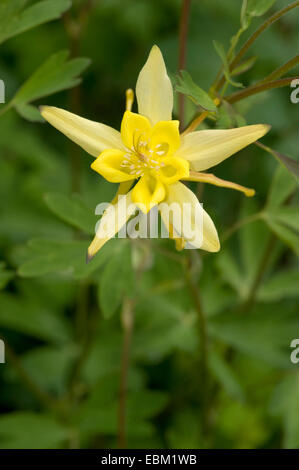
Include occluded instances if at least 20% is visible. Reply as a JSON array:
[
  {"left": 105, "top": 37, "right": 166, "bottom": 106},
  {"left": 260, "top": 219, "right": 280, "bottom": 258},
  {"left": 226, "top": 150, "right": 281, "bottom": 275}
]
[
  {"left": 175, "top": 70, "right": 217, "bottom": 111},
  {"left": 0, "top": 412, "right": 69, "bottom": 449},
  {"left": 13, "top": 50, "right": 90, "bottom": 121},
  {"left": 0, "top": 0, "right": 71, "bottom": 46},
  {"left": 45, "top": 192, "right": 97, "bottom": 235}
]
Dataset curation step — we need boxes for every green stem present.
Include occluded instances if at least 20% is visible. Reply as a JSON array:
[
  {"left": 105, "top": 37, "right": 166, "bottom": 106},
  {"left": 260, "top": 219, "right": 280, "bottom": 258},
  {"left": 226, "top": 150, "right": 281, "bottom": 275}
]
[
  {"left": 0, "top": 101, "right": 12, "bottom": 117},
  {"left": 68, "top": 283, "right": 95, "bottom": 401},
  {"left": 118, "top": 297, "right": 134, "bottom": 449},
  {"left": 214, "top": 0, "right": 299, "bottom": 92},
  {"left": 178, "top": 0, "right": 192, "bottom": 129},
  {"left": 258, "top": 54, "right": 299, "bottom": 84},
  {"left": 225, "top": 77, "right": 298, "bottom": 104},
  {"left": 63, "top": 0, "right": 95, "bottom": 192},
  {"left": 221, "top": 212, "right": 263, "bottom": 243},
  {"left": 185, "top": 253, "right": 209, "bottom": 439}
]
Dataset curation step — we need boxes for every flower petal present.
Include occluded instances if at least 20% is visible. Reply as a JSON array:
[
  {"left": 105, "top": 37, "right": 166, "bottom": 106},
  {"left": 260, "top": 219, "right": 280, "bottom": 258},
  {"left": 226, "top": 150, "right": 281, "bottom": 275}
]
[
  {"left": 87, "top": 191, "right": 136, "bottom": 261},
  {"left": 120, "top": 111, "right": 151, "bottom": 149},
  {"left": 158, "top": 156, "right": 189, "bottom": 185},
  {"left": 150, "top": 120, "right": 180, "bottom": 157},
  {"left": 159, "top": 182, "right": 220, "bottom": 252},
  {"left": 136, "top": 45, "right": 173, "bottom": 125},
  {"left": 131, "top": 174, "right": 166, "bottom": 213},
  {"left": 91, "top": 149, "right": 136, "bottom": 183},
  {"left": 40, "top": 106, "right": 123, "bottom": 157},
  {"left": 177, "top": 124, "right": 271, "bottom": 171}
]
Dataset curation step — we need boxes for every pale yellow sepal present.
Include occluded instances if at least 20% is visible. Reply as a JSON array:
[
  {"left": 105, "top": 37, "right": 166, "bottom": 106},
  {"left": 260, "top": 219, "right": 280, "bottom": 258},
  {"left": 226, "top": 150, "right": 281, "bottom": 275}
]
[
  {"left": 160, "top": 182, "right": 220, "bottom": 252},
  {"left": 87, "top": 190, "right": 136, "bottom": 262},
  {"left": 178, "top": 124, "right": 271, "bottom": 171},
  {"left": 136, "top": 45, "right": 173, "bottom": 125},
  {"left": 40, "top": 106, "right": 123, "bottom": 157}
]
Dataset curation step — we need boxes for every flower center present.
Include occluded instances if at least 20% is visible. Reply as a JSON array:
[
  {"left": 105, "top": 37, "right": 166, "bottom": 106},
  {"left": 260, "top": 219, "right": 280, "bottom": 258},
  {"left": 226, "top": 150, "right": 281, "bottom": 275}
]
[{"left": 120, "top": 130, "right": 168, "bottom": 178}]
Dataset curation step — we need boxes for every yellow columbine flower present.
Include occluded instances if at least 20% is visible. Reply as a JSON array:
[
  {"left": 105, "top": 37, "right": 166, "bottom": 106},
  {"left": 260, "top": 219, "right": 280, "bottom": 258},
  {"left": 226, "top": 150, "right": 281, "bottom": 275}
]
[{"left": 40, "top": 45, "right": 270, "bottom": 260}]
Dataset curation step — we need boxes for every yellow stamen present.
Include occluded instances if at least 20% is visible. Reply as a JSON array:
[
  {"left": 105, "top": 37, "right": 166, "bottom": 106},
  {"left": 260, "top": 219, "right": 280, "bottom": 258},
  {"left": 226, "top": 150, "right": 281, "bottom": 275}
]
[{"left": 183, "top": 170, "right": 255, "bottom": 197}]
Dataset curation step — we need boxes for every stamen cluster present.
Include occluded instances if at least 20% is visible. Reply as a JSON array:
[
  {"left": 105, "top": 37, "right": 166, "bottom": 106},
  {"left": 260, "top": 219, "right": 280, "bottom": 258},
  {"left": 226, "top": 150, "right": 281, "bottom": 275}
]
[{"left": 120, "top": 130, "right": 167, "bottom": 178}]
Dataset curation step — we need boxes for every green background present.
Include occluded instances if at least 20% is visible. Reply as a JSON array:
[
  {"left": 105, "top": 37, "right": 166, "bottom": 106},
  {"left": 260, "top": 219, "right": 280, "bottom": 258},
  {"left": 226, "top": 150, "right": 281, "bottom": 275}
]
[{"left": 0, "top": 0, "right": 298, "bottom": 449}]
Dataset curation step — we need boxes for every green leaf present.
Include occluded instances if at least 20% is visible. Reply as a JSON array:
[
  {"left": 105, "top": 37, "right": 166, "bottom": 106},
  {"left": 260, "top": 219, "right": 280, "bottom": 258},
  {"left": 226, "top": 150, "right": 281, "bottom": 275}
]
[
  {"left": 0, "top": 412, "right": 69, "bottom": 449},
  {"left": 216, "top": 251, "right": 245, "bottom": 297},
  {"left": 45, "top": 193, "right": 97, "bottom": 235},
  {"left": 217, "top": 400, "right": 267, "bottom": 448},
  {"left": 0, "top": 262, "right": 14, "bottom": 290},
  {"left": 0, "top": 292, "right": 71, "bottom": 343},
  {"left": 241, "top": 0, "right": 251, "bottom": 29},
  {"left": 18, "top": 238, "right": 114, "bottom": 280},
  {"left": 98, "top": 241, "right": 134, "bottom": 318},
  {"left": 14, "top": 103, "right": 44, "bottom": 122},
  {"left": 213, "top": 40, "right": 244, "bottom": 88},
  {"left": 260, "top": 144, "right": 299, "bottom": 186},
  {"left": 17, "top": 345, "right": 77, "bottom": 395},
  {"left": 132, "top": 293, "right": 197, "bottom": 362},
  {"left": 217, "top": 200, "right": 277, "bottom": 300},
  {"left": 231, "top": 56, "right": 257, "bottom": 76},
  {"left": 270, "top": 375, "right": 299, "bottom": 448},
  {"left": 0, "top": 0, "right": 71, "bottom": 46},
  {"left": 209, "top": 306, "right": 299, "bottom": 369},
  {"left": 241, "top": 0, "right": 276, "bottom": 30},
  {"left": 13, "top": 50, "right": 90, "bottom": 121},
  {"left": 265, "top": 218, "right": 299, "bottom": 256},
  {"left": 82, "top": 327, "right": 122, "bottom": 385},
  {"left": 208, "top": 350, "right": 245, "bottom": 401},
  {"left": 76, "top": 374, "right": 168, "bottom": 439},
  {"left": 266, "top": 165, "right": 297, "bottom": 209},
  {"left": 175, "top": 71, "right": 217, "bottom": 111},
  {"left": 166, "top": 409, "right": 203, "bottom": 449},
  {"left": 239, "top": 200, "right": 273, "bottom": 288},
  {"left": 273, "top": 151, "right": 299, "bottom": 184},
  {"left": 246, "top": 0, "right": 276, "bottom": 17},
  {"left": 215, "top": 104, "right": 234, "bottom": 128},
  {"left": 266, "top": 206, "right": 299, "bottom": 232},
  {"left": 258, "top": 268, "right": 299, "bottom": 302}
]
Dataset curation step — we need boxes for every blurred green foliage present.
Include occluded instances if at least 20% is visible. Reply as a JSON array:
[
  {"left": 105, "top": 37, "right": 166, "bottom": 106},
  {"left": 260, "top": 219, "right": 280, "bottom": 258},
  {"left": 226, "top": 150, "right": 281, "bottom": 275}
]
[{"left": 0, "top": 0, "right": 298, "bottom": 449}]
